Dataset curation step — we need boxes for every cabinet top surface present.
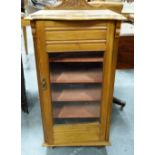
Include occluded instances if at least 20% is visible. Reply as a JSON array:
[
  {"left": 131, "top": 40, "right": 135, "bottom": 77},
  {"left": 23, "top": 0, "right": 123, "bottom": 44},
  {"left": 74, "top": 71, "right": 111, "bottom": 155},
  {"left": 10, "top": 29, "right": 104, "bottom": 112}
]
[{"left": 28, "top": 9, "right": 126, "bottom": 21}]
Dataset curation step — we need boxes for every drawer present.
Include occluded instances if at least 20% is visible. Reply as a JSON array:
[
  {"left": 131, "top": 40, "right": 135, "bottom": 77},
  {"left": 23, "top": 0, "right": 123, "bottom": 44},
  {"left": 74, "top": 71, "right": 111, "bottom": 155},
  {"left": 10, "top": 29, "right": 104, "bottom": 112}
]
[
  {"left": 46, "top": 40, "right": 106, "bottom": 52},
  {"left": 45, "top": 29, "right": 107, "bottom": 41},
  {"left": 44, "top": 21, "right": 107, "bottom": 52}
]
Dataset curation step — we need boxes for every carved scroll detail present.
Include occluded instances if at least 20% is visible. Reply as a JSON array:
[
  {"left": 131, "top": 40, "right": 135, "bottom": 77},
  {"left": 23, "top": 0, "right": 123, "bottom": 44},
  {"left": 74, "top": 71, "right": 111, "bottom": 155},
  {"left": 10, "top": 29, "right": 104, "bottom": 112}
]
[{"left": 45, "top": 0, "right": 94, "bottom": 10}]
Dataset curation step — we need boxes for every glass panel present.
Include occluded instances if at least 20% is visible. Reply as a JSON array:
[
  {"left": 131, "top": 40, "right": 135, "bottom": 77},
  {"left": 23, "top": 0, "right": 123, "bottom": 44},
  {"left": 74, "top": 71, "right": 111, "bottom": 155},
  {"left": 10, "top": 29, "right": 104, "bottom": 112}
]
[{"left": 48, "top": 51, "right": 104, "bottom": 125}]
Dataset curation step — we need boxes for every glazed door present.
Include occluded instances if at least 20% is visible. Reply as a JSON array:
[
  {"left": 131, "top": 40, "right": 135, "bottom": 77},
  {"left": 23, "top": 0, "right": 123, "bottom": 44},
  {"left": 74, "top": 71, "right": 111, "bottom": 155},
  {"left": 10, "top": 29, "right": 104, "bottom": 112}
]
[
  {"left": 49, "top": 51, "right": 103, "bottom": 145},
  {"left": 33, "top": 20, "right": 116, "bottom": 146}
]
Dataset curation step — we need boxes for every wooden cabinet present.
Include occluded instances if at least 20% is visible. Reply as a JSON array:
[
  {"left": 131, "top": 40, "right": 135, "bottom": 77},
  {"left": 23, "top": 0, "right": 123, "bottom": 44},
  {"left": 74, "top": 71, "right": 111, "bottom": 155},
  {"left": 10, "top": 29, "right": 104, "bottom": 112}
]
[{"left": 30, "top": 8, "right": 125, "bottom": 147}]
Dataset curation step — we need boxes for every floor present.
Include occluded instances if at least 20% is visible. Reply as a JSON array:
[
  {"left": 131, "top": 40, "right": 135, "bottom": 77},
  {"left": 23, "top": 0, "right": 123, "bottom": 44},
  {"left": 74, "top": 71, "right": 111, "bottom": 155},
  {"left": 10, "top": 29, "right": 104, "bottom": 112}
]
[{"left": 21, "top": 27, "right": 134, "bottom": 155}]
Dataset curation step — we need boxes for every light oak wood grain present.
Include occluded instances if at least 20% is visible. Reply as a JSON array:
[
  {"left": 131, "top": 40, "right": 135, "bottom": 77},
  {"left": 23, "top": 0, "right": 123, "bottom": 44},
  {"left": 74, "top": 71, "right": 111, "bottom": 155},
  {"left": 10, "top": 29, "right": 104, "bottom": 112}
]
[
  {"left": 31, "top": 20, "right": 122, "bottom": 146},
  {"left": 30, "top": 0, "right": 124, "bottom": 146},
  {"left": 49, "top": 57, "right": 103, "bottom": 63},
  {"left": 100, "top": 21, "right": 116, "bottom": 141},
  {"left": 29, "top": 9, "right": 126, "bottom": 21},
  {"left": 53, "top": 122, "right": 100, "bottom": 144},
  {"left": 43, "top": 141, "right": 110, "bottom": 147},
  {"left": 31, "top": 21, "right": 54, "bottom": 145},
  {"left": 46, "top": 41, "right": 106, "bottom": 53},
  {"left": 45, "top": 29, "right": 107, "bottom": 41}
]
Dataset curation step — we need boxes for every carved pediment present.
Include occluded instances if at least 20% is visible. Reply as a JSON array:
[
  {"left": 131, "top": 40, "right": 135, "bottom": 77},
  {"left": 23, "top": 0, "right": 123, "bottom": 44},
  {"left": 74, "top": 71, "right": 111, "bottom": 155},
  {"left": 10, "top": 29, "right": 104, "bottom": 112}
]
[{"left": 46, "top": 0, "right": 94, "bottom": 10}]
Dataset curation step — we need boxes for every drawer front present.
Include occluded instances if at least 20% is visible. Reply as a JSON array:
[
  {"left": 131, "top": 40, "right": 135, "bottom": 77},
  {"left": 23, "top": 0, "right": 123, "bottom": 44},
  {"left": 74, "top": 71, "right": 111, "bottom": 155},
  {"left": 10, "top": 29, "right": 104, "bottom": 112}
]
[
  {"left": 46, "top": 40, "right": 106, "bottom": 52},
  {"left": 44, "top": 21, "right": 107, "bottom": 52},
  {"left": 45, "top": 29, "right": 107, "bottom": 41},
  {"left": 44, "top": 21, "right": 107, "bottom": 29}
]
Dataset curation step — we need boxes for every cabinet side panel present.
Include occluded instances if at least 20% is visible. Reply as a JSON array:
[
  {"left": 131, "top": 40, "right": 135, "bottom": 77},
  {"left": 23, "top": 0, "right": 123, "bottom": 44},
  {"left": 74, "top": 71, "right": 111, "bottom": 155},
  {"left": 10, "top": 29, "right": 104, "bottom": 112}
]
[
  {"left": 105, "top": 22, "right": 121, "bottom": 140},
  {"left": 100, "top": 21, "right": 116, "bottom": 141}
]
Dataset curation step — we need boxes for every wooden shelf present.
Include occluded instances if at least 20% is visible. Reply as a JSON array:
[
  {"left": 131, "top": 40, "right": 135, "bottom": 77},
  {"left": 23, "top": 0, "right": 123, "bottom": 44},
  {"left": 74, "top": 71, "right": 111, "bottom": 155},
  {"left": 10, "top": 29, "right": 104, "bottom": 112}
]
[
  {"left": 49, "top": 57, "right": 103, "bottom": 63},
  {"left": 53, "top": 103, "right": 100, "bottom": 118},
  {"left": 48, "top": 51, "right": 104, "bottom": 63},
  {"left": 52, "top": 85, "right": 101, "bottom": 102},
  {"left": 50, "top": 53, "right": 103, "bottom": 119},
  {"left": 51, "top": 68, "right": 102, "bottom": 83}
]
